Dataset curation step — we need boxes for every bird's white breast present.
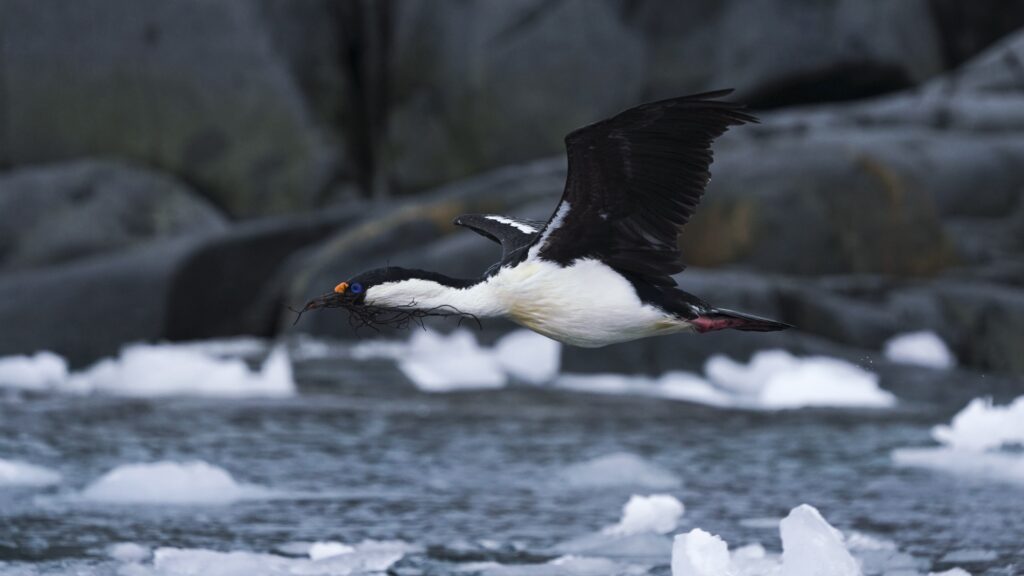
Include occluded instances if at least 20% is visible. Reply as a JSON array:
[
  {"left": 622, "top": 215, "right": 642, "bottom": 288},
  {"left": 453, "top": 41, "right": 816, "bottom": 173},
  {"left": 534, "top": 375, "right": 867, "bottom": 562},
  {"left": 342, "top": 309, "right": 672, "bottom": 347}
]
[{"left": 486, "top": 258, "right": 690, "bottom": 347}]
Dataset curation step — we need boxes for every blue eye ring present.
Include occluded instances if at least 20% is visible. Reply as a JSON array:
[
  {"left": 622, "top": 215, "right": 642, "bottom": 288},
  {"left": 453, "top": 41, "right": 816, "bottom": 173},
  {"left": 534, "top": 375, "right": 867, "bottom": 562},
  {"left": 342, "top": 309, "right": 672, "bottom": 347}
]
[{"left": 350, "top": 282, "right": 363, "bottom": 294}]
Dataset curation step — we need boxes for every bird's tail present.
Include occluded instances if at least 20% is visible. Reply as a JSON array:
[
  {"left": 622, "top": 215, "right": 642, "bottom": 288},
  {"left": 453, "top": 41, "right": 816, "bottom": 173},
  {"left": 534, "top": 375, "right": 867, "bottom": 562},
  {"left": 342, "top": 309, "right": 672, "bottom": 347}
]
[{"left": 693, "top": 308, "right": 792, "bottom": 333}]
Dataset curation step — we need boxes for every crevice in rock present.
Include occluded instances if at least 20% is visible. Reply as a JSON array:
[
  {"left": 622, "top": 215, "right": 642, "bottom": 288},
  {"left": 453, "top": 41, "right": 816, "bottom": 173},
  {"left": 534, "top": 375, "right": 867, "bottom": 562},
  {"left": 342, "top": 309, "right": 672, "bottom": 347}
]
[{"left": 744, "top": 62, "right": 914, "bottom": 110}]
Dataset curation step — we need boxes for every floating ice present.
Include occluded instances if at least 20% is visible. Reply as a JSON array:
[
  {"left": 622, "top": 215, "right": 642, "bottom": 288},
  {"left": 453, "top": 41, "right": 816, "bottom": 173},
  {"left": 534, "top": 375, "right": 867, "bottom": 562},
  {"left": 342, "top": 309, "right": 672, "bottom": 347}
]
[
  {"left": 480, "top": 555, "right": 644, "bottom": 576},
  {"left": 668, "top": 504, "right": 869, "bottom": 576},
  {"left": 80, "top": 461, "right": 271, "bottom": 504},
  {"left": 558, "top": 453, "right": 682, "bottom": 489},
  {"left": 883, "top": 331, "right": 955, "bottom": 369},
  {"left": 932, "top": 396, "right": 1024, "bottom": 451},
  {"left": 0, "top": 458, "right": 61, "bottom": 486},
  {"left": 706, "top": 350, "right": 894, "bottom": 409},
  {"left": 893, "top": 396, "right": 1024, "bottom": 484},
  {"left": 108, "top": 542, "right": 151, "bottom": 563},
  {"left": 68, "top": 343, "right": 294, "bottom": 398},
  {"left": 398, "top": 330, "right": 507, "bottom": 392},
  {"left": 351, "top": 329, "right": 560, "bottom": 392},
  {"left": 605, "top": 494, "right": 684, "bottom": 536},
  {"left": 493, "top": 330, "right": 560, "bottom": 384},
  {"left": 118, "top": 544, "right": 407, "bottom": 576},
  {"left": 671, "top": 529, "right": 731, "bottom": 576},
  {"left": 557, "top": 350, "right": 893, "bottom": 410},
  {"left": 779, "top": 504, "right": 859, "bottom": 576},
  {"left": 929, "top": 569, "right": 972, "bottom": 576},
  {"left": 0, "top": 351, "right": 67, "bottom": 391},
  {"left": 308, "top": 541, "right": 355, "bottom": 560}
]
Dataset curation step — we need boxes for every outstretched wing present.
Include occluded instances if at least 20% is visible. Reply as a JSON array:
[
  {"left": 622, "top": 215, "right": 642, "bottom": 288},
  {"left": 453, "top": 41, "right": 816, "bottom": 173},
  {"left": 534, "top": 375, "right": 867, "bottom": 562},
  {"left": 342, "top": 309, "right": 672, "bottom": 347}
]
[
  {"left": 529, "top": 90, "right": 756, "bottom": 286},
  {"left": 454, "top": 214, "right": 540, "bottom": 273}
]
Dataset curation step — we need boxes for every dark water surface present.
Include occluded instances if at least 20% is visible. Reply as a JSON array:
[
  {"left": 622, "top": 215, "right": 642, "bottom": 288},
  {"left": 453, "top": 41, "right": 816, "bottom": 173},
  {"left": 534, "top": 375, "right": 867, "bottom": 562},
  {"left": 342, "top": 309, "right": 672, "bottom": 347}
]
[{"left": 1, "top": 362, "right": 1022, "bottom": 575}]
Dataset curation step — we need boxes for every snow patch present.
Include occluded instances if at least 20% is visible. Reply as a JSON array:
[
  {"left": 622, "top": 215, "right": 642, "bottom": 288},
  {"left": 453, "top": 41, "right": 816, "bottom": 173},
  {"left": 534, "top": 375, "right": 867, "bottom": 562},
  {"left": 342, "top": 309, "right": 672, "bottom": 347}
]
[
  {"left": 108, "top": 542, "right": 151, "bottom": 563},
  {"left": 351, "top": 329, "right": 560, "bottom": 392},
  {"left": 604, "top": 495, "right": 684, "bottom": 536},
  {"left": 0, "top": 351, "right": 67, "bottom": 391},
  {"left": 80, "top": 461, "right": 271, "bottom": 504},
  {"left": 893, "top": 396, "right": 1024, "bottom": 484},
  {"left": 884, "top": 331, "right": 955, "bottom": 369},
  {"left": 557, "top": 350, "right": 894, "bottom": 410},
  {"left": 559, "top": 453, "right": 682, "bottom": 489},
  {"left": 0, "top": 458, "right": 61, "bottom": 487}
]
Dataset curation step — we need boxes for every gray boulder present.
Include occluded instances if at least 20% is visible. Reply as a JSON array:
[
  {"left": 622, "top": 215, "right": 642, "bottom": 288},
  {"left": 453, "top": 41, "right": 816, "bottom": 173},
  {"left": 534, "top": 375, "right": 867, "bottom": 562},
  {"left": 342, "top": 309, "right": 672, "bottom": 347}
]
[
  {"left": 628, "top": 0, "right": 945, "bottom": 105},
  {"left": 386, "top": 0, "right": 645, "bottom": 192},
  {"left": 0, "top": 159, "right": 226, "bottom": 272},
  {"left": 0, "top": 0, "right": 336, "bottom": 218},
  {"left": 0, "top": 209, "right": 358, "bottom": 366}
]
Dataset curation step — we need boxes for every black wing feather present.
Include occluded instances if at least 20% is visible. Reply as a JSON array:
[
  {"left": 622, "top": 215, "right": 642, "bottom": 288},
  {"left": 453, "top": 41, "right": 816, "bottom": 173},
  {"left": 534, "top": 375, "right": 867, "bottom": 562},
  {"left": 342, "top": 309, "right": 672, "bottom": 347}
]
[
  {"left": 533, "top": 90, "right": 756, "bottom": 287},
  {"left": 453, "top": 214, "right": 539, "bottom": 274}
]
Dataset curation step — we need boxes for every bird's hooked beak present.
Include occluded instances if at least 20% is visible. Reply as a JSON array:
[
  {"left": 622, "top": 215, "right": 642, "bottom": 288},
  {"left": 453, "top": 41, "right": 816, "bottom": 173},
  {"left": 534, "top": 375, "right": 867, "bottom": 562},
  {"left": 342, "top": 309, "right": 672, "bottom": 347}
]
[{"left": 290, "top": 280, "right": 361, "bottom": 325}]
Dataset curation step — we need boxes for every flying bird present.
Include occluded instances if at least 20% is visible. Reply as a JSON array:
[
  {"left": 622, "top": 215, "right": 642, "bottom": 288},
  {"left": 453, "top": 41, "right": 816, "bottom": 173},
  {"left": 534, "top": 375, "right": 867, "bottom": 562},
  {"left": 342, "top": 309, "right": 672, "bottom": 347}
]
[{"left": 312, "top": 90, "right": 790, "bottom": 347}]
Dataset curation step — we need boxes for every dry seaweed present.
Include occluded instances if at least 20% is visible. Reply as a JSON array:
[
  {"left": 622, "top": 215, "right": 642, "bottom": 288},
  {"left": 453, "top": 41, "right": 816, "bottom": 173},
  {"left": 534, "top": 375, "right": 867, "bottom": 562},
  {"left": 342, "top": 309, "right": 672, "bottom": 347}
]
[{"left": 290, "top": 291, "right": 482, "bottom": 333}]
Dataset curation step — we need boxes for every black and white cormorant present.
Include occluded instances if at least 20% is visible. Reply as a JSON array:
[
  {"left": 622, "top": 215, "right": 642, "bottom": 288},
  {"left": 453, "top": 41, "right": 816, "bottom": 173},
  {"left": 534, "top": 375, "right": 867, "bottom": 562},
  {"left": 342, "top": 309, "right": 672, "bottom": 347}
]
[{"left": 330, "top": 90, "right": 790, "bottom": 347}]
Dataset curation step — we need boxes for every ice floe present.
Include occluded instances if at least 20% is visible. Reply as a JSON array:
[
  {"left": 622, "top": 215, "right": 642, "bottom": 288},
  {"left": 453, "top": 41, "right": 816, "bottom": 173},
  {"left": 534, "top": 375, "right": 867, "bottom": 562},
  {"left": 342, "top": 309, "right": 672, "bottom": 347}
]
[
  {"left": 0, "top": 458, "right": 61, "bottom": 487},
  {"left": 893, "top": 396, "right": 1024, "bottom": 484},
  {"left": 604, "top": 495, "right": 684, "bottom": 536},
  {"left": 351, "top": 328, "right": 560, "bottom": 391},
  {"left": 69, "top": 343, "right": 294, "bottom": 398},
  {"left": 112, "top": 539, "right": 417, "bottom": 576},
  {"left": 668, "top": 503, "right": 966, "bottom": 576},
  {"left": 671, "top": 529, "right": 731, "bottom": 576},
  {"left": 0, "top": 351, "right": 67, "bottom": 391},
  {"left": 557, "top": 350, "right": 895, "bottom": 410},
  {"left": 883, "top": 331, "right": 955, "bottom": 370},
  {"left": 0, "top": 343, "right": 294, "bottom": 398},
  {"left": 80, "top": 461, "right": 272, "bottom": 504},
  {"left": 555, "top": 494, "right": 683, "bottom": 559},
  {"left": 558, "top": 453, "right": 682, "bottom": 489}
]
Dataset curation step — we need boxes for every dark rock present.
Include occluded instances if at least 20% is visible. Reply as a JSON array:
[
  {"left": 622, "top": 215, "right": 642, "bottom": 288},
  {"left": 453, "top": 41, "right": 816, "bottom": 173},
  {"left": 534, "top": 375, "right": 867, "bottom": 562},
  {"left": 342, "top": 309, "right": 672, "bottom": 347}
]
[
  {"left": 0, "top": 209, "right": 358, "bottom": 366},
  {"left": 682, "top": 133, "right": 959, "bottom": 276},
  {"left": 0, "top": 0, "right": 336, "bottom": 217},
  {"left": 627, "top": 0, "right": 945, "bottom": 107},
  {"left": 0, "top": 159, "right": 226, "bottom": 272},
  {"left": 385, "top": 0, "right": 645, "bottom": 191}
]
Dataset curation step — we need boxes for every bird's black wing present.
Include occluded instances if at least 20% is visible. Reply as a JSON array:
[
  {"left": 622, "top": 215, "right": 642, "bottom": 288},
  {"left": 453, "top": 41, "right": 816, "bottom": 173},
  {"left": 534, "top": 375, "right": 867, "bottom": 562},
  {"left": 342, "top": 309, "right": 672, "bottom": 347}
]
[
  {"left": 529, "top": 90, "right": 756, "bottom": 287},
  {"left": 454, "top": 214, "right": 540, "bottom": 273}
]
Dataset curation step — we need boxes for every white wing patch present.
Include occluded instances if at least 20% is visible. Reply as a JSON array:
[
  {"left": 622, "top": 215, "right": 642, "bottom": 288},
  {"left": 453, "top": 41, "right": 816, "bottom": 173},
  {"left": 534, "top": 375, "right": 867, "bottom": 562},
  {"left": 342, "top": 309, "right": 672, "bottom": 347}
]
[
  {"left": 484, "top": 215, "right": 537, "bottom": 234},
  {"left": 527, "top": 201, "right": 571, "bottom": 260}
]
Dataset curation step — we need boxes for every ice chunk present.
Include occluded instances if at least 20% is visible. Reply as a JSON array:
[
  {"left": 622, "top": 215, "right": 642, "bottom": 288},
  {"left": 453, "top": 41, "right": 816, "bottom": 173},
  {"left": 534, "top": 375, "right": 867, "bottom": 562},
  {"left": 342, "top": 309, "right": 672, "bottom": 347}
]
[
  {"left": 929, "top": 569, "right": 972, "bottom": 576},
  {"left": 0, "top": 351, "right": 67, "bottom": 391},
  {"left": 0, "top": 458, "right": 61, "bottom": 486},
  {"left": 556, "top": 350, "right": 893, "bottom": 410},
  {"left": 480, "top": 555, "right": 644, "bottom": 576},
  {"left": 671, "top": 529, "right": 731, "bottom": 576},
  {"left": 893, "top": 447, "right": 1024, "bottom": 485},
  {"left": 128, "top": 545, "right": 406, "bottom": 576},
  {"left": 931, "top": 397, "right": 1024, "bottom": 451},
  {"left": 605, "top": 494, "right": 684, "bottom": 536},
  {"left": 108, "top": 542, "right": 151, "bottom": 563},
  {"left": 779, "top": 504, "right": 860, "bottom": 576},
  {"left": 67, "top": 343, "right": 294, "bottom": 398},
  {"left": 308, "top": 541, "right": 355, "bottom": 560},
  {"left": 893, "top": 396, "right": 1024, "bottom": 485},
  {"left": 707, "top": 350, "right": 895, "bottom": 409},
  {"left": 80, "top": 461, "right": 271, "bottom": 504},
  {"left": 493, "top": 330, "right": 560, "bottom": 384},
  {"left": 559, "top": 453, "right": 682, "bottom": 489},
  {"left": 398, "top": 330, "right": 507, "bottom": 392},
  {"left": 883, "top": 331, "right": 955, "bottom": 369}
]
